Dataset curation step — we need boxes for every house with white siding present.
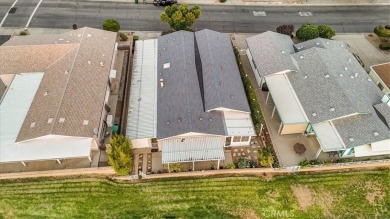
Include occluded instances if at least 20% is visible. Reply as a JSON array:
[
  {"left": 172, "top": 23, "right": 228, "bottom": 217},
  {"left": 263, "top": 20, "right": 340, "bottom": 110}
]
[
  {"left": 126, "top": 29, "right": 255, "bottom": 168},
  {"left": 246, "top": 31, "right": 390, "bottom": 159}
]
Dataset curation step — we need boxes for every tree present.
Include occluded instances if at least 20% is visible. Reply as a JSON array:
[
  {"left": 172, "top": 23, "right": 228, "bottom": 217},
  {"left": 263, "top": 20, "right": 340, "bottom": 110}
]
[
  {"left": 102, "top": 19, "right": 120, "bottom": 32},
  {"left": 257, "top": 146, "right": 273, "bottom": 168},
  {"left": 276, "top": 24, "right": 294, "bottom": 38},
  {"left": 107, "top": 135, "right": 132, "bottom": 176},
  {"left": 318, "top": 25, "right": 336, "bottom": 39},
  {"left": 296, "top": 23, "right": 319, "bottom": 41},
  {"left": 160, "top": 4, "right": 201, "bottom": 31}
]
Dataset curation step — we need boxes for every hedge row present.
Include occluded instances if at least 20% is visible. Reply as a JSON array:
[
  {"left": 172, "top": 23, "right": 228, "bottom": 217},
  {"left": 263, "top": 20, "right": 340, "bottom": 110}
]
[
  {"left": 379, "top": 42, "right": 390, "bottom": 50},
  {"left": 233, "top": 46, "right": 264, "bottom": 135}
]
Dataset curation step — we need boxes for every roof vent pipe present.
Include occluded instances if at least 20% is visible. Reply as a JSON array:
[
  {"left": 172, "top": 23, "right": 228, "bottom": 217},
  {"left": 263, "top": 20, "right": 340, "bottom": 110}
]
[{"left": 160, "top": 79, "right": 164, "bottom": 88}]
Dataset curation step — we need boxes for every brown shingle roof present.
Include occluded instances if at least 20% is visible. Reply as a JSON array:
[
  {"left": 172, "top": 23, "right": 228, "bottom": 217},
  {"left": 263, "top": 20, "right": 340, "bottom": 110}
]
[
  {"left": 0, "top": 27, "right": 117, "bottom": 142},
  {"left": 372, "top": 62, "right": 390, "bottom": 88}
]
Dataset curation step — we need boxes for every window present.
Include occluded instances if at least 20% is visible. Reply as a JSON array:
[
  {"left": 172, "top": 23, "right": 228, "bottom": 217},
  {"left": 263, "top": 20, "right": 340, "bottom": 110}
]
[
  {"left": 225, "top": 137, "right": 231, "bottom": 146},
  {"left": 233, "top": 136, "right": 241, "bottom": 142},
  {"left": 241, "top": 136, "right": 249, "bottom": 142}
]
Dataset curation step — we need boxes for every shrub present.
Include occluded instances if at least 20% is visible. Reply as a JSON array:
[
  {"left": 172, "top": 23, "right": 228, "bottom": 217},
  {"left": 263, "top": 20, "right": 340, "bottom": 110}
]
[
  {"left": 258, "top": 146, "right": 274, "bottom": 167},
  {"left": 219, "top": 0, "right": 227, "bottom": 2},
  {"left": 309, "top": 159, "right": 320, "bottom": 165},
  {"left": 169, "top": 163, "right": 181, "bottom": 172},
  {"left": 276, "top": 24, "right": 294, "bottom": 37},
  {"left": 119, "top": 32, "right": 128, "bottom": 41},
  {"left": 237, "top": 158, "right": 251, "bottom": 169},
  {"left": 374, "top": 25, "right": 390, "bottom": 38},
  {"left": 72, "top": 24, "right": 78, "bottom": 30},
  {"left": 19, "top": 31, "right": 29, "bottom": 35},
  {"left": 107, "top": 135, "right": 132, "bottom": 176},
  {"left": 296, "top": 23, "right": 319, "bottom": 41},
  {"left": 133, "top": 35, "right": 139, "bottom": 41},
  {"left": 298, "top": 158, "right": 309, "bottom": 167},
  {"left": 224, "top": 163, "right": 235, "bottom": 169},
  {"left": 318, "top": 25, "right": 336, "bottom": 39},
  {"left": 102, "top": 19, "right": 120, "bottom": 32},
  {"left": 233, "top": 46, "right": 264, "bottom": 135},
  {"left": 161, "top": 29, "right": 175, "bottom": 36},
  {"left": 379, "top": 42, "right": 390, "bottom": 50}
]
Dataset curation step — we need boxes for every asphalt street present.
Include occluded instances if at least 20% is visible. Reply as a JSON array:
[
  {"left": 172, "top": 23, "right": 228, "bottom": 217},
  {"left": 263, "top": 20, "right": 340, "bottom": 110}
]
[{"left": 0, "top": 0, "right": 389, "bottom": 33}]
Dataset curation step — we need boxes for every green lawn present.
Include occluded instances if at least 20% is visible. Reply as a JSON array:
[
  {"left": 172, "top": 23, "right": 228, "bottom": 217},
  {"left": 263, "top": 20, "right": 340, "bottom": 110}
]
[{"left": 0, "top": 170, "right": 389, "bottom": 218}]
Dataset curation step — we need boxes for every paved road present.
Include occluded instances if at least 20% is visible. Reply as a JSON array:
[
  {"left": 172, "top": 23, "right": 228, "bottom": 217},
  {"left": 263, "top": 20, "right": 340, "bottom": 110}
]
[{"left": 0, "top": 0, "right": 389, "bottom": 33}]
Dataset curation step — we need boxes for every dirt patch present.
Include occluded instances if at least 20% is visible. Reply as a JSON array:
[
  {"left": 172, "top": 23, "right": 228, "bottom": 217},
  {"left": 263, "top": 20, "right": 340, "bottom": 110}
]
[
  {"left": 231, "top": 209, "right": 260, "bottom": 219},
  {"left": 314, "top": 188, "right": 334, "bottom": 218},
  {"left": 365, "top": 181, "right": 385, "bottom": 206},
  {"left": 291, "top": 185, "right": 313, "bottom": 211}
]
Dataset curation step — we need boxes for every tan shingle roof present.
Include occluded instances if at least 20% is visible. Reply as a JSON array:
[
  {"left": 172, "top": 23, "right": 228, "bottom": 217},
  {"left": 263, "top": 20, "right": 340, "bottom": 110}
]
[
  {"left": 0, "top": 27, "right": 117, "bottom": 142},
  {"left": 372, "top": 62, "right": 390, "bottom": 88}
]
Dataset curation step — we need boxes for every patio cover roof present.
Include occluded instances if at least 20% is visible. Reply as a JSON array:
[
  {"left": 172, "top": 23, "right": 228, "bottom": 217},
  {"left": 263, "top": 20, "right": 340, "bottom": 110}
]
[
  {"left": 265, "top": 74, "right": 307, "bottom": 124},
  {"left": 161, "top": 136, "right": 225, "bottom": 163},
  {"left": 223, "top": 111, "right": 255, "bottom": 136},
  {"left": 126, "top": 39, "right": 157, "bottom": 139},
  {"left": 312, "top": 121, "right": 345, "bottom": 152}
]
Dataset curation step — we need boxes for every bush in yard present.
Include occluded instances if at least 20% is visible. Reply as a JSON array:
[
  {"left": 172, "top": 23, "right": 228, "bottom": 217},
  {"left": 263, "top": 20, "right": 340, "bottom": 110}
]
[
  {"left": 379, "top": 42, "right": 390, "bottom": 50},
  {"left": 276, "top": 24, "right": 294, "bottom": 38},
  {"left": 374, "top": 25, "right": 390, "bottom": 38},
  {"left": 133, "top": 35, "right": 139, "bottom": 41},
  {"left": 298, "top": 158, "right": 309, "bottom": 167},
  {"left": 102, "top": 19, "right": 120, "bottom": 32},
  {"left": 19, "top": 31, "right": 29, "bottom": 36},
  {"left": 224, "top": 163, "right": 235, "bottom": 169},
  {"left": 237, "top": 158, "right": 251, "bottom": 169},
  {"left": 107, "top": 134, "right": 132, "bottom": 176},
  {"left": 233, "top": 46, "right": 264, "bottom": 135},
  {"left": 318, "top": 25, "right": 336, "bottom": 39},
  {"left": 119, "top": 32, "right": 128, "bottom": 41},
  {"left": 257, "top": 146, "right": 274, "bottom": 168},
  {"left": 169, "top": 163, "right": 181, "bottom": 172},
  {"left": 296, "top": 23, "right": 319, "bottom": 41},
  {"left": 219, "top": 0, "right": 227, "bottom": 2}
]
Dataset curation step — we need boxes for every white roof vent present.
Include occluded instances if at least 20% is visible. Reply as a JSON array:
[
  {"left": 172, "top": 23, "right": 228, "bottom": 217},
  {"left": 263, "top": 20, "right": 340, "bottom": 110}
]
[
  {"left": 177, "top": 118, "right": 182, "bottom": 123},
  {"left": 312, "top": 112, "right": 317, "bottom": 117},
  {"left": 83, "top": 120, "right": 89, "bottom": 126},
  {"left": 77, "top": 34, "right": 82, "bottom": 37},
  {"left": 350, "top": 75, "right": 354, "bottom": 79},
  {"left": 88, "top": 61, "right": 91, "bottom": 65},
  {"left": 326, "top": 42, "right": 330, "bottom": 45},
  {"left": 163, "top": 63, "right": 170, "bottom": 69},
  {"left": 315, "top": 42, "right": 320, "bottom": 45},
  {"left": 330, "top": 107, "right": 335, "bottom": 112},
  {"left": 304, "top": 75, "right": 308, "bottom": 79},
  {"left": 59, "top": 38, "right": 64, "bottom": 41},
  {"left": 230, "top": 95, "right": 235, "bottom": 99},
  {"left": 87, "top": 34, "right": 92, "bottom": 37},
  {"left": 374, "top": 132, "right": 379, "bottom": 136},
  {"left": 281, "top": 50, "right": 286, "bottom": 54},
  {"left": 100, "top": 62, "right": 104, "bottom": 67},
  {"left": 325, "top": 74, "right": 330, "bottom": 78},
  {"left": 339, "top": 74, "right": 343, "bottom": 77},
  {"left": 59, "top": 118, "right": 65, "bottom": 123},
  {"left": 30, "top": 122, "right": 36, "bottom": 128},
  {"left": 348, "top": 58, "right": 352, "bottom": 62},
  {"left": 163, "top": 48, "right": 166, "bottom": 51},
  {"left": 354, "top": 73, "right": 358, "bottom": 77},
  {"left": 173, "top": 38, "right": 176, "bottom": 41},
  {"left": 47, "top": 118, "right": 53, "bottom": 124},
  {"left": 349, "top": 137, "right": 354, "bottom": 142},
  {"left": 199, "top": 117, "right": 203, "bottom": 121},
  {"left": 209, "top": 118, "right": 213, "bottom": 122},
  {"left": 368, "top": 78, "right": 372, "bottom": 82},
  {"left": 299, "top": 55, "right": 304, "bottom": 59},
  {"left": 65, "top": 70, "right": 69, "bottom": 75},
  {"left": 166, "top": 121, "right": 170, "bottom": 125},
  {"left": 160, "top": 79, "right": 164, "bottom": 88},
  {"left": 44, "top": 91, "right": 48, "bottom": 96},
  {"left": 344, "top": 67, "right": 348, "bottom": 71},
  {"left": 341, "top": 44, "right": 345, "bottom": 47}
]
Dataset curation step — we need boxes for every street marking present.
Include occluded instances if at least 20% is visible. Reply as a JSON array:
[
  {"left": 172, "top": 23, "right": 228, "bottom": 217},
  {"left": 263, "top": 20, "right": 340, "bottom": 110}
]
[
  {"left": 0, "top": 0, "right": 19, "bottom": 27},
  {"left": 253, "top": 11, "right": 266, "bottom": 17},
  {"left": 299, "top": 12, "right": 312, "bottom": 16},
  {"left": 26, "top": 0, "right": 43, "bottom": 28}
]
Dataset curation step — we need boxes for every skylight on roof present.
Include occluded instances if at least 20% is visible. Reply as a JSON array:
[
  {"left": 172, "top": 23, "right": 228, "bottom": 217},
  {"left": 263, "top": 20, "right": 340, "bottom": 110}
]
[{"left": 163, "top": 63, "right": 170, "bottom": 69}]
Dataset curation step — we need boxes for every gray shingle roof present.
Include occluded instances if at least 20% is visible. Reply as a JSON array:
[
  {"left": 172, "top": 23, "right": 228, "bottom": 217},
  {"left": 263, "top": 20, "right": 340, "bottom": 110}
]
[
  {"left": 156, "top": 31, "right": 226, "bottom": 139},
  {"left": 249, "top": 31, "right": 389, "bottom": 149},
  {"left": 194, "top": 29, "right": 250, "bottom": 112},
  {"left": 246, "top": 31, "right": 298, "bottom": 77}
]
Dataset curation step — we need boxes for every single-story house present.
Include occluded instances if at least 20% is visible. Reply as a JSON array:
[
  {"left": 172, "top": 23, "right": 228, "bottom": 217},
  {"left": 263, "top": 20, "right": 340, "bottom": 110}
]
[
  {"left": 0, "top": 27, "right": 118, "bottom": 165},
  {"left": 369, "top": 62, "right": 390, "bottom": 94},
  {"left": 126, "top": 29, "right": 255, "bottom": 168},
  {"left": 246, "top": 31, "right": 390, "bottom": 158}
]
